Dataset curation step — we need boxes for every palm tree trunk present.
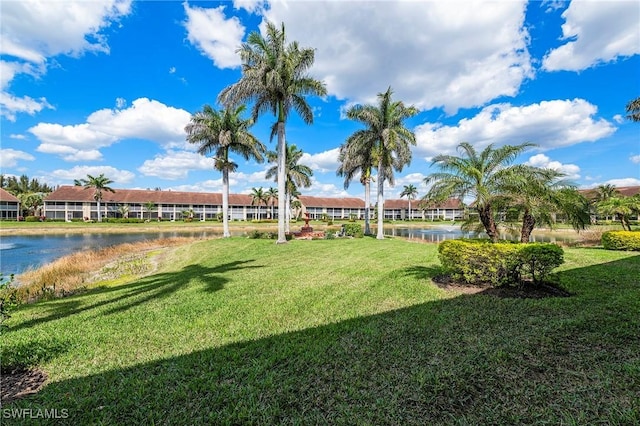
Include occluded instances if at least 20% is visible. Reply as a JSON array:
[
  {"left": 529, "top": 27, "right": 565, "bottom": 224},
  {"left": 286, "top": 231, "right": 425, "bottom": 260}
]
[
  {"left": 520, "top": 209, "right": 535, "bottom": 243},
  {"left": 376, "top": 164, "right": 384, "bottom": 240},
  {"left": 364, "top": 179, "right": 371, "bottom": 235},
  {"left": 478, "top": 204, "right": 499, "bottom": 242},
  {"left": 276, "top": 121, "right": 287, "bottom": 243},
  {"left": 285, "top": 190, "right": 291, "bottom": 233},
  {"left": 408, "top": 200, "right": 411, "bottom": 221},
  {"left": 222, "top": 169, "right": 230, "bottom": 238},
  {"left": 96, "top": 200, "right": 101, "bottom": 222}
]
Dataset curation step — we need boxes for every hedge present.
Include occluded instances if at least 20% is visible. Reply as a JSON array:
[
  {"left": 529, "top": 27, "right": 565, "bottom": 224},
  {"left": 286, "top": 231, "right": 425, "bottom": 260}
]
[
  {"left": 601, "top": 231, "right": 640, "bottom": 251},
  {"left": 438, "top": 239, "right": 564, "bottom": 287}
]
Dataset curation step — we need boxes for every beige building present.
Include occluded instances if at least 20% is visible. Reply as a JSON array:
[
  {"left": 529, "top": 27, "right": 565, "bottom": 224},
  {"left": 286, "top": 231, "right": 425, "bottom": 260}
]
[{"left": 0, "top": 188, "right": 20, "bottom": 220}]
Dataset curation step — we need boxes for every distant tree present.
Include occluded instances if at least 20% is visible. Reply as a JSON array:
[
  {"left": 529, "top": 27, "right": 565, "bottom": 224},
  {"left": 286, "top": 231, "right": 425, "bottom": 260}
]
[
  {"left": 17, "top": 192, "right": 44, "bottom": 217},
  {"left": 598, "top": 196, "right": 639, "bottom": 231},
  {"left": 400, "top": 184, "right": 419, "bottom": 220},
  {"left": 218, "top": 21, "right": 327, "bottom": 243},
  {"left": 3, "top": 174, "right": 53, "bottom": 195},
  {"left": 250, "top": 187, "right": 268, "bottom": 220},
  {"left": 117, "top": 204, "right": 130, "bottom": 219},
  {"left": 344, "top": 87, "right": 418, "bottom": 239},
  {"left": 266, "top": 187, "right": 278, "bottom": 220},
  {"left": 626, "top": 97, "right": 640, "bottom": 122},
  {"left": 143, "top": 202, "right": 157, "bottom": 221},
  {"left": 185, "top": 104, "right": 265, "bottom": 237},
  {"left": 75, "top": 174, "right": 115, "bottom": 222}
]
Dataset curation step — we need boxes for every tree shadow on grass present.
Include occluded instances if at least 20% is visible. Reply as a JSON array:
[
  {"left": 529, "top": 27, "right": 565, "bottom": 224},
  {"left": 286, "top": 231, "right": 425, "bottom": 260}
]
[
  {"left": 7, "top": 260, "right": 262, "bottom": 333},
  {"left": 6, "top": 256, "right": 640, "bottom": 424}
]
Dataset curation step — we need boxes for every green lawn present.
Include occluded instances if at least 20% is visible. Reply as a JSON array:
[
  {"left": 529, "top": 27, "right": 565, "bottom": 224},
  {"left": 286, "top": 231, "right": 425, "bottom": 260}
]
[{"left": 3, "top": 238, "right": 639, "bottom": 424}]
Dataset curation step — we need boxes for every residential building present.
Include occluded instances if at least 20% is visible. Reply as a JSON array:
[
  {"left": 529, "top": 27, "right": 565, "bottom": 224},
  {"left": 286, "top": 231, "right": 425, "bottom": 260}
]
[{"left": 0, "top": 188, "right": 20, "bottom": 220}]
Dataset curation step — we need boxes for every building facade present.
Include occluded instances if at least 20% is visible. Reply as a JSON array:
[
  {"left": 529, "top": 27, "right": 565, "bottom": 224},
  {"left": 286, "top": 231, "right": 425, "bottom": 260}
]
[{"left": 0, "top": 188, "right": 20, "bottom": 220}]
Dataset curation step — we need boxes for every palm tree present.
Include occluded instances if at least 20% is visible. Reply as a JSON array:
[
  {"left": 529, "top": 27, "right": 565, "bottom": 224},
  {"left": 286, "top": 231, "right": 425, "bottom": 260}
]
[
  {"left": 76, "top": 174, "right": 115, "bottom": 222},
  {"left": 423, "top": 142, "right": 535, "bottom": 242},
  {"left": 143, "top": 202, "right": 157, "bottom": 221},
  {"left": 337, "top": 141, "right": 375, "bottom": 235},
  {"left": 626, "top": 97, "right": 640, "bottom": 122},
  {"left": 502, "top": 167, "right": 589, "bottom": 242},
  {"left": 598, "top": 196, "right": 638, "bottom": 231},
  {"left": 185, "top": 104, "right": 266, "bottom": 237},
  {"left": 266, "top": 187, "right": 278, "bottom": 220},
  {"left": 117, "top": 204, "right": 129, "bottom": 219},
  {"left": 250, "top": 187, "right": 268, "bottom": 220},
  {"left": 593, "top": 184, "right": 620, "bottom": 222},
  {"left": 265, "top": 144, "right": 313, "bottom": 232},
  {"left": 218, "top": 22, "right": 327, "bottom": 244},
  {"left": 344, "top": 87, "right": 418, "bottom": 239},
  {"left": 400, "top": 184, "right": 419, "bottom": 221}
]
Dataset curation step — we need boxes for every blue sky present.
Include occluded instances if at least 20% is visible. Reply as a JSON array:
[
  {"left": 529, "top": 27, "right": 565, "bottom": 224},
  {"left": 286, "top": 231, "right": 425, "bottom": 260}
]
[{"left": 1, "top": 0, "right": 639, "bottom": 200}]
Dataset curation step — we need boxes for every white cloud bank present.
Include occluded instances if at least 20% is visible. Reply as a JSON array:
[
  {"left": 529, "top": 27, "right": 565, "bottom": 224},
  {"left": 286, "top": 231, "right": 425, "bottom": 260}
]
[
  {"left": 414, "top": 99, "right": 616, "bottom": 159},
  {"left": 29, "top": 98, "right": 192, "bottom": 162},
  {"left": 49, "top": 165, "right": 135, "bottom": 186},
  {"left": 0, "top": 149, "right": 35, "bottom": 169},
  {"left": 543, "top": 0, "right": 640, "bottom": 71},
  {"left": 0, "top": 0, "right": 132, "bottom": 120},
  {"left": 262, "top": 0, "right": 532, "bottom": 113}
]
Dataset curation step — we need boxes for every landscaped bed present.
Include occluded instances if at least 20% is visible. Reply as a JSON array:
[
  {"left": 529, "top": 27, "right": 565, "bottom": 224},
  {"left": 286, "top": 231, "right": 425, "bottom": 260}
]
[{"left": 2, "top": 238, "right": 639, "bottom": 424}]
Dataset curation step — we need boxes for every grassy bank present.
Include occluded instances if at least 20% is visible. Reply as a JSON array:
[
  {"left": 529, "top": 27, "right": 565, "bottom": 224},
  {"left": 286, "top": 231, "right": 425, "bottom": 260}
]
[{"left": 2, "top": 238, "right": 639, "bottom": 424}]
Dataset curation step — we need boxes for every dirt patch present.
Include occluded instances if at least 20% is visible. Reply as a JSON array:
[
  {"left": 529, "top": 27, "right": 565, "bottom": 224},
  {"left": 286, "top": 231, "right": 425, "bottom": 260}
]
[
  {"left": 1, "top": 368, "right": 48, "bottom": 405},
  {"left": 433, "top": 275, "right": 571, "bottom": 299}
]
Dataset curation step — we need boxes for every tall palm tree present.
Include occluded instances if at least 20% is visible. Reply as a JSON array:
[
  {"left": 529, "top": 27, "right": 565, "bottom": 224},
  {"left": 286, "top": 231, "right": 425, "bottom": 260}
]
[
  {"left": 250, "top": 187, "right": 268, "bottom": 220},
  {"left": 423, "top": 142, "right": 535, "bottom": 242},
  {"left": 218, "top": 21, "right": 327, "bottom": 244},
  {"left": 76, "top": 174, "right": 115, "bottom": 222},
  {"left": 185, "top": 104, "right": 265, "bottom": 237},
  {"left": 265, "top": 144, "right": 313, "bottom": 232},
  {"left": 344, "top": 87, "right": 418, "bottom": 239},
  {"left": 266, "top": 187, "right": 278, "bottom": 220},
  {"left": 400, "top": 184, "right": 418, "bottom": 221},
  {"left": 626, "top": 97, "right": 640, "bottom": 122},
  {"left": 337, "top": 141, "right": 375, "bottom": 235}
]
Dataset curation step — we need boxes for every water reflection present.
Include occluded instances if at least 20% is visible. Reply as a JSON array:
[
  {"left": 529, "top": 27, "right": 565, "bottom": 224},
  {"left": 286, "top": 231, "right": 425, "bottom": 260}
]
[{"left": 383, "top": 226, "right": 578, "bottom": 244}]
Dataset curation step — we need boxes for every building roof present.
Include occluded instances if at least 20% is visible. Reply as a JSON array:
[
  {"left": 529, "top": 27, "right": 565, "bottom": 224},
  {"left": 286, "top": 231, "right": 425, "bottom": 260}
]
[
  {"left": 298, "top": 195, "right": 365, "bottom": 209},
  {"left": 580, "top": 185, "right": 640, "bottom": 199},
  {"left": 0, "top": 188, "right": 20, "bottom": 203},
  {"left": 45, "top": 186, "right": 231, "bottom": 205},
  {"left": 384, "top": 198, "right": 463, "bottom": 209}
]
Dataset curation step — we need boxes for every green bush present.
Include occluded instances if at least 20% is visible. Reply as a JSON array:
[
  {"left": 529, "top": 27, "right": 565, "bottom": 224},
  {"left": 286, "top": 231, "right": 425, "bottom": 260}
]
[
  {"left": 601, "top": 231, "right": 640, "bottom": 251},
  {"left": 25, "top": 216, "right": 40, "bottom": 222},
  {"left": 438, "top": 240, "right": 564, "bottom": 287},
  {"left": 343, "top": 223, "right": 364, "bottom": 238}
]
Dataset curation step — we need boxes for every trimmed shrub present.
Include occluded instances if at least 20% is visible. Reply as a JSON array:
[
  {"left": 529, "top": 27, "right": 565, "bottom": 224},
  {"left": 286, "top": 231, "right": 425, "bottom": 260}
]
[
  {"left": 601, "top": 231, "right": 640, "bottom": 251},
  {"left": 438, "top": 239, "right": 564, "bottom": 287},
  {"left": 343, "top": 223, "right": 364, "bottom": 238},
  {"left": 25, "top": 216, "right": 39, "bottom": 222}
]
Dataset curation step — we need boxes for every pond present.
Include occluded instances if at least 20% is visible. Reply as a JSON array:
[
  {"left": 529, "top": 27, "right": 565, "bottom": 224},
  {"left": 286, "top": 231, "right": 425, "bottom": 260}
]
[
  {"left": 0, "top": 231, "right": 228, "bottom": 278},
  {"left": 383, "top": 226, "right": 580, "bottom": 244}
]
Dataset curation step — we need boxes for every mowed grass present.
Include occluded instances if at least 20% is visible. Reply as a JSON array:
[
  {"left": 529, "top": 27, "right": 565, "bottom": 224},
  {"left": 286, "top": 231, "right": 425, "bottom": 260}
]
[{"left": 3, "top": 238, "right": 639, "bottom": 425}]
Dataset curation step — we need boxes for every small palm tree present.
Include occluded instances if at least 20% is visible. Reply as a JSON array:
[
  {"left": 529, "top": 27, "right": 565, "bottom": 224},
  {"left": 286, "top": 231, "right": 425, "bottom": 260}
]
[
  {"left": 344, "top": 87, "right": 418, "bottom": 239},
  {"left": 423, "top": 142, "right": 535, "bottom": 242},
  {"left": 75, "top": 174, "right": 115, "bottom": 222},
  {"left": 218, "top": 21, "right": 327, "bottom": 243},
  {"left": 250, "top": 187, "right": 268, "bottom": 220},
  {"left": 400, "top": 184, "right": 418, "bottom": 221},
  {"left": 266, "top": 187, "right": 278, "bottom": 220},
  {"left": 337, "top": 142, "right": 375, "bottom": 235},
  {"left": 266, "top": 144, "right": 313, "bottom": 232},
  {"left": 598, "top": 196, "right": 638, "bottom": 231},
  {"left": 117, "top": 204, "right": 129, "bottom": 219},
  {"left": 143, "top": 202, "right": 157, "bottom": 221}
]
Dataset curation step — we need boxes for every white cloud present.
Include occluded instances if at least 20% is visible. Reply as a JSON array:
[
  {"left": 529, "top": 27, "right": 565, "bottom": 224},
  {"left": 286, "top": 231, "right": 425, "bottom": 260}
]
[
  {"left": 596, "top": 177, "right": 640, "bottom": 188},
  {"left": 0, "top": 0, "right": 131, "bottom": 119},
  {"left": 29, "top": 98, "right": 191, "bottom": 161},
  {"left": 613, "top": 114, "right": 625, "bottom": 124},
  {"left": 169, "top": 67, "right": 176, "bottom": 74},
  {"left": 630, "top": 155, "right": 640, "bottom": 164},
  {"left": 0, "top": 92, "right": 53, "bottom": 121},
  {"left": 525, "top": 153, "right": 581, "bottom": 181},
  {"left": 138, "top": 151, "right": 216, "bottom": 180},
  {"left": 49, "top": 165, "right": 135, "bottom": 185},
  {"left": 262, "top": 1, "right": 532, "bottom": 113},
  {"left": 304, "top": 177, "right": 349, "bottom": 198},
  {"left": 414, "top": 99, "right": 616, "bottom": 158},
  {"left": 300, "top": 148, "right": 341, "bottom": 173},
  {"left": 115, "top": 97, "right": 127, "bottom": 109},
  {"left": 0, "top": 149, "right": 35, "bottom": 169},
  {"left": 183, "top": 3, "right": 245, "bottom": 69},
  {"left": 233, "top": 0, "right": 264, "bottom": 14},
  {"left": 542, "top": 0, "right": 640, "bottom": 71},
  {"left": 9, "top": 134, "right": 27, "bottom": 140}
]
